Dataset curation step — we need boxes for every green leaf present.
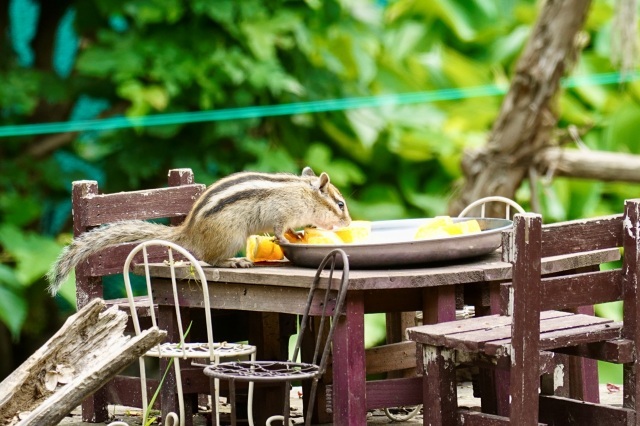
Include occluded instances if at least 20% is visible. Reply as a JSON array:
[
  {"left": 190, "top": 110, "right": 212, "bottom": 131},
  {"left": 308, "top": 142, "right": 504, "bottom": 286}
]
[
  {"left": 0, "top": 191, "right": 41, "bottom": 227},
  {"left": 303, "top": 143, "right": 366, "bottom": 188},
  {"left": 0, "top": 285, "right": 28, "bottom": 339},
  {"left": 0, "top": 224, "right": 63, "bottom": 286}
]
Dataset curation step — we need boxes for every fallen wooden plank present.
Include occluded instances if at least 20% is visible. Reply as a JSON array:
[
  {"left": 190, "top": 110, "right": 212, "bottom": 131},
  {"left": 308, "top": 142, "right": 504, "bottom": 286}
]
[{"left": 0, "top": 298, "right": 166, "bottom": 426}]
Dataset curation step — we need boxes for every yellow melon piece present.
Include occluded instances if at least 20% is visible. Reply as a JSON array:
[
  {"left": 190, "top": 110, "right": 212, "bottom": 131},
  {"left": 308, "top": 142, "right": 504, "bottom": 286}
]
[
  {"left": 246, "top": 235, "right": 285, "bottom": 262},
  {"left": 414, "top": 216, "right": 454, "bottom": 240},
  {"left": 414, "top": 217, "right": 482, "bottom": 240},
  {"left": 440, "top": 220, "right": 481, "bottom": 236},
  {"left": 334, "top": 221, "right": 372, "bottom": 243},
  {"left": 302, "top": 227, "right": 344, "bottom": 245},
  {"left": 455, "top": 219, "right": 482, "bottom": 234}
]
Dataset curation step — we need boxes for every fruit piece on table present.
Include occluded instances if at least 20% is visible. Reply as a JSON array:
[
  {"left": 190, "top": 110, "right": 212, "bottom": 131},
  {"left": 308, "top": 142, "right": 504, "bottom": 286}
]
[
  {"left": 414, "top": 216, "right": 454, "bottom": 239},
  {"left": 334, "top": 220, "right": 372, "bottom": 243},
  {"left": 302, "top": 227, "right": 344, "bottom": 245},
  {"left": 246, "top": 235, "right": 285, "bottom": 262},
  {"left": 454, "top": 219, "right": 482, "bottom": 234},
  {"left": 284, "top": 229, "right": 304, "bottom": 243},
  {"left": 414, "top": 216, "right": 481, "bottom": 240}
]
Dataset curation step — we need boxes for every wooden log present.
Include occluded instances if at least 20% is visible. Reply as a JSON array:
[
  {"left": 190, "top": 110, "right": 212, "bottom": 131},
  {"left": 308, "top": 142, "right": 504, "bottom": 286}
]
[
  {"left": 538, "top": 147, "right": 640, "bottom": 183},
  {"left": 0, "top": 298, "right": 166, "bottom": 426}
]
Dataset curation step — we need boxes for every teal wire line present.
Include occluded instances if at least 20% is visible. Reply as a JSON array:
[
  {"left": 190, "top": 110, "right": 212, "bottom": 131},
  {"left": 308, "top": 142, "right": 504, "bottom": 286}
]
[{"left": 1, "top": 71, "right": 639, "bottom": 138}]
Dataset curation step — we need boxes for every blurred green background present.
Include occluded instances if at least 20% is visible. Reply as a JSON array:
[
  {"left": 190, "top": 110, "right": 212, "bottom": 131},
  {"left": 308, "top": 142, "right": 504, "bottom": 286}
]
[{"left": 1, "top": 0, "right": 639, "bottom": 384}]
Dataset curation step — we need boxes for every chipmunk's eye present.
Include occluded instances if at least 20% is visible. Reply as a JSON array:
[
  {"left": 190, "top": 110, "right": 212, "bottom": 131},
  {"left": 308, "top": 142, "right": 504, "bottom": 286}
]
[{"left": 337, "top": 201, "right": 345, "bottom": 211}]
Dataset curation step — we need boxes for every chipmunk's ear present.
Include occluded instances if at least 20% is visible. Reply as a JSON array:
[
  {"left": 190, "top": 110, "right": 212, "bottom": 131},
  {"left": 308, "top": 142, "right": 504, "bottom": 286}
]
[
  {"left": 317, "top": 172, "right": 330, "bottom": 192},
  {"left": 301, "top": 167, "right": 316, "bottom": 177}
]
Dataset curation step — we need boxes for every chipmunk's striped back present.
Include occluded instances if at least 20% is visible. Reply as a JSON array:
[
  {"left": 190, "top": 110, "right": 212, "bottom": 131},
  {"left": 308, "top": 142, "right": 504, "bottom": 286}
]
[{"left": 185, "top": 172, "right": 307, "bottom": 228}]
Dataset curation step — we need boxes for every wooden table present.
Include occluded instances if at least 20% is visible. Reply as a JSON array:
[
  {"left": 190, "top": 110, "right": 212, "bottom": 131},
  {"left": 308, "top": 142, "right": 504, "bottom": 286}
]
[{"left": 141, "top": 247, "right": 619, "bottom": 426}]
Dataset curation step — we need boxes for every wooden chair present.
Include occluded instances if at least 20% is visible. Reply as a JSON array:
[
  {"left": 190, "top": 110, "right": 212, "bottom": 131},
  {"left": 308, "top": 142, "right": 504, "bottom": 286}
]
[
  {"left": 407, "top": 200, "right": 640, "bottom": 425},
  {"left": 71, "top": 169, "right": 206, "bottom": 422}
]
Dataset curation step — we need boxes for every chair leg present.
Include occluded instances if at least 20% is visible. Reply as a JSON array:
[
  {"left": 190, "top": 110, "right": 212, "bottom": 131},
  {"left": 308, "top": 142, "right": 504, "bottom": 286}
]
[
  {"left": 282, "top": 380, "right": 291, "bottom": 426},
  {"left": 174, "top": 359, "right": 185, "bottom": 426},
  {"left": 509, "top": 351, "right": 540, "bottom": 425},
  {"left": 214, "top": 378, "right": 221, "bottom": 426},
  {"left": 229, "top": 378, "right": 237, "bottom": 426},
  {"left": 421, "top": 346, "right": 458, "bottom": 426},
  {"left": 304, "top": 378, "right": 320, "bottom": 426},
  {"left": 623, "top": 362, "right": 640, "bottom": 421},
  {"left": 139, "top": 358, "right": 150, "bottom": 425},
  {"left": 209, "top": 377, "right": 219, "bottom": 426},
  {"left": 247, "top": 352, "right": 256, "bottom": 426}
]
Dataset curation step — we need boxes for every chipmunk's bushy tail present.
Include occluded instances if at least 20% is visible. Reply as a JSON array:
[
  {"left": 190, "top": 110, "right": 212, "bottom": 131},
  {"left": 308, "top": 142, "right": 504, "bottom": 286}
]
[{"left": 46, "top": 220, "right": 179, "bottom": 295}]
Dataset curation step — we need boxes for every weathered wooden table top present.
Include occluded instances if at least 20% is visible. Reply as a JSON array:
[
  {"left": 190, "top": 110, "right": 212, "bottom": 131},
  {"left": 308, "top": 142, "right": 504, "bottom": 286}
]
[{"left": 139, "top": 247, "right": 620, "bottom": 291}]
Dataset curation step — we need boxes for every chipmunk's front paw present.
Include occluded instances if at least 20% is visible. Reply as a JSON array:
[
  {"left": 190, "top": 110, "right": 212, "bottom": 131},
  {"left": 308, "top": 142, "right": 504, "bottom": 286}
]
[{"left": 217, "top": 257, "right": 254, "bottom": 268}]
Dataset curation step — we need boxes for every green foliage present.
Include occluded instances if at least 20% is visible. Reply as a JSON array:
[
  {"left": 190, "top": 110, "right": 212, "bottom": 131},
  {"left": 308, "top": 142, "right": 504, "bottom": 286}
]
[
  {"left": 0, "top": 224, "right": 62, "bottom": 338},
  {"left": 1, "top": 1, "right": 639, "bottom": 389}
]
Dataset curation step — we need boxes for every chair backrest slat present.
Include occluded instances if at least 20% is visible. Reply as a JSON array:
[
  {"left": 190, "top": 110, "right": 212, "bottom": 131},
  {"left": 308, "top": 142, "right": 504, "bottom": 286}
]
[
  {"left": 499, "top": 268, "right": 624, "bottom": 313},
  {"left": 540, "top": 269, "right": 623, "bottom": 310},
  {"left": 540, "top": 214, "right": 622, "bottom": 258},
  {"left": 79, "top": 184, "right": 204, "bottom": 227}
]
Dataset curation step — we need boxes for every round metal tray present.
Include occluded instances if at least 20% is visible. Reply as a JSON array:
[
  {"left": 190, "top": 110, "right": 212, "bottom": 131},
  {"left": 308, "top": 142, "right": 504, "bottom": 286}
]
[{"left": 279, "top": 217, "right": 513, "bottom": 269}]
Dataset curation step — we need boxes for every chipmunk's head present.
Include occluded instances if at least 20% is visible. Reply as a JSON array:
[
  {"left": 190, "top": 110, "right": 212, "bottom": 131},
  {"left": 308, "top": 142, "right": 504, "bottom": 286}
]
[{"left": 301, "top": 167, "right": 351, "bottom": 230}]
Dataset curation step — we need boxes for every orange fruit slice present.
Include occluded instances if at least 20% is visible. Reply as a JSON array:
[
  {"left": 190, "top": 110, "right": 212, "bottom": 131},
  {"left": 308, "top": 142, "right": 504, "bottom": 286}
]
[{"left": 246, "top": 235, "right": 285, "bottom": 262}]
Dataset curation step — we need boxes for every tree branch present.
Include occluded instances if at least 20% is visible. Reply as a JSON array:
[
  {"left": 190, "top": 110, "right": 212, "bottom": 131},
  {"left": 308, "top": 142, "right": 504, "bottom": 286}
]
[
  {"left": 449, "top": 0, "right": 592, "bottom": 216},
  {"left": 537, "top": 147, "right": 640, "bottom": 183}
]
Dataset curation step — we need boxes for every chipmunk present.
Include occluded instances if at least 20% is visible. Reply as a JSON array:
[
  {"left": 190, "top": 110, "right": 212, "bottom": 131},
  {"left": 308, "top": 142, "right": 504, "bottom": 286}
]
[{"left": 46, "top": 167, "right": 351, "bottom": 295}]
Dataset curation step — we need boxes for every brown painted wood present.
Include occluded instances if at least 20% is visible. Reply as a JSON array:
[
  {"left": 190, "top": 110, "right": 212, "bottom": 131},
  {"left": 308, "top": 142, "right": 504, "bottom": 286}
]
[
  {"left": 422, "top": 346, "right": 458, "bottom": 426},
  {"left": 151, "top": 277, "right": 325, "bottom": 316},
  {"left": 622, "top": 200, "right": 640, "bottom": 415},
  {"left": 509, "top": 214, "right": 543, "bottom": 426},
  {"left": 406, "top": 311, "right": 573, "bottom": 349},
  {"left": 499, "top": 269, "right": 623, "bottom": 313},
  {"left": 541, "top": 269, "right": 623, "bottom": 309},
  {"left": 538, "top": 395, "right": 635, "bottom": 424},
  {"left": 73, "top": 181, "right": 102, "bottom": 309},
  {"left": 167, "top": 168, "right": 197, "bottom": 226},
  {"left": 326, "top": 376, "right": 422, "bottom": 412},
  {"left": 242, "top": 311, "right": 292, "bottom": 425},
  {"left": 330, "top": 291, "right": 366, "bottom": 426},
  {"left": 363, "top": 376, "right": 422, "bottom": 409},
  {"left": 136, "top": 246, "right": 620, "bottom": 291},
  {"left": 365, "top": 288, "right": 423, "bottom": 312},
  {"left": 553, "top": 338, "right": 634, "bottom": 364},
  {"left": 459, "top": 410, "right": 548, "bottom": 425},
  {"left": 484, "top": 319, "right": 621, "bottom": 357},
  {"left": 80, "top": 183, "right": 204, "bottom": 227},
  {"left": 365, "top": 341, "right": 417, "bottom": 375},
  {"left": 539, "top": 214, "right": 623, "bottom": 258},
  {"left": 104, "top": 375, "right": 159, "bottom": 408}
]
